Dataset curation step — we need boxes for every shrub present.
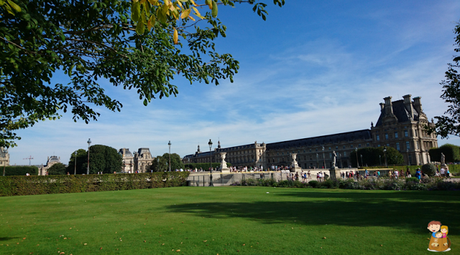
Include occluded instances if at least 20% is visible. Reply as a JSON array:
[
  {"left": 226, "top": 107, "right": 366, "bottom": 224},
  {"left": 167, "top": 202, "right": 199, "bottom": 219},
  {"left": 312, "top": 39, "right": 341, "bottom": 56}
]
[
  {"left": 308, "top": 180, "right": 319, "bottom": 188},
  {"left": 320, "top": 179, "right": 337, "bottom": 189},
  {"left": 405, "top": 177, "right": 420, "bottom": 184},
  {"left": 382, "top": 179, "right": 404, "bottom": 190},
  {"left": 422, "top": 163, "right": 437, "bottom": 177}
]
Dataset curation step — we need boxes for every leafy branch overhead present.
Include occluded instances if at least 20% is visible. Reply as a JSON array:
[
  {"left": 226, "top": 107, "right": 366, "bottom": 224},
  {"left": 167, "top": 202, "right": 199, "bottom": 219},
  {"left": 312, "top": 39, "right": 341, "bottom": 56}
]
[
  {"left": 433, "top": 21, "right": 460, "bottom": 138},
  {"left": 0, "top": 0, "right": 285, "bottom": 148}
]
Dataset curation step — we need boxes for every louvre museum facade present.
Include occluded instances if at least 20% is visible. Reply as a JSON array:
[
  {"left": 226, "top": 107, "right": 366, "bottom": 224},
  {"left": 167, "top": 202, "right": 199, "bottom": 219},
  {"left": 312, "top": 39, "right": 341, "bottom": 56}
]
[{"left": 183, "top": 95, "right": 438, "bottom": 169}]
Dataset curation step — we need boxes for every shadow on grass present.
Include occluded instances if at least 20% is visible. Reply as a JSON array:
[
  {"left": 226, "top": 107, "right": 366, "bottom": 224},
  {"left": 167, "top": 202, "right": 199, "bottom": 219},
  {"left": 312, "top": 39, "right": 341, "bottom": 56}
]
[
  {"left": 165, "top": 190, "right": 460, "bottom": 234},
  {"left": 0, "top": 237, "right": 17, "bottom": 241}
]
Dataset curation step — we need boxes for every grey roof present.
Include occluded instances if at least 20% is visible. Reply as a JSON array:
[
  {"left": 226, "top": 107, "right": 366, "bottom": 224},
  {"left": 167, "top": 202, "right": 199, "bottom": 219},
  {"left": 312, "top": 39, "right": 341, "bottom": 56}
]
[
  {"left": 375, "top": 100, "right": 420, "bottom": 127},
  {"left": 118, "top": 148, "right": 133, "bottom": 157},
  {"left": 266, "top": 129, "right": 372, "bottom": 150},
  {"left": 137, "top": 148, "right": 151, "bottom": 154}
]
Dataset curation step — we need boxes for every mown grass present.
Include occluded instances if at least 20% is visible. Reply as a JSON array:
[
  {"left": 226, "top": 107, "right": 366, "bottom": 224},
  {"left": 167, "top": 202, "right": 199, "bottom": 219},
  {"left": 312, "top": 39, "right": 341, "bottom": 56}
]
[{"left": 0, "top": 187, "right": 459, "bottom": 254}]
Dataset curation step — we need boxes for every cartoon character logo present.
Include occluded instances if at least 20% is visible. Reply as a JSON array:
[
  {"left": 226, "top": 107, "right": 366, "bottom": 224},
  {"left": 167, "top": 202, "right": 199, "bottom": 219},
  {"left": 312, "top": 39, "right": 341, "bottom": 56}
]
[{"left": 427, "top": 221, "right": 451, "bottom": 252}]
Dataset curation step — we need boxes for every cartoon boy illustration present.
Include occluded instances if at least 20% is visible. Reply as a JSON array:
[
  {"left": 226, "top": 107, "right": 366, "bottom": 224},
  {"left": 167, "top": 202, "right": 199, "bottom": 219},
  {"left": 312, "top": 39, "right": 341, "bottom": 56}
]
[
  {"left": 427, "top": 221, "right": 441, "bottom": 238},
  {"left": 427, "top": 221, "right": 451, "bottom": 252}
]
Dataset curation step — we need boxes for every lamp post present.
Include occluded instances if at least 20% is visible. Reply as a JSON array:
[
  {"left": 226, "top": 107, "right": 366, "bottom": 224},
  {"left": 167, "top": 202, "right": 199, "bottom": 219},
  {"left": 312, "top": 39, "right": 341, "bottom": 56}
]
[
  {"left": 379, "top": 155, "right": 382, "bottom": 166},
  {"left": 168, "top": 141, "right": 171, "bottom": 172},
  {"left": 87, "top": 138, "right": 91, "bottom": 175},
  {"left": 355, "top": 148, "right": 359, "bottom": 169},
  {"left": 322, "top": 146, "right": 325, "bottom": 168},
  {"left": 74, "top": 151, "right": 77, "bottom": 175},
  {"left": 208, "top": 139, "right": 213, "bottom": 187},
  {"left": 360, "top": 154, "right": 363, "bottom": 167},
  {"left": 383, "top": 146, "right": 387, "bottom": 167}
]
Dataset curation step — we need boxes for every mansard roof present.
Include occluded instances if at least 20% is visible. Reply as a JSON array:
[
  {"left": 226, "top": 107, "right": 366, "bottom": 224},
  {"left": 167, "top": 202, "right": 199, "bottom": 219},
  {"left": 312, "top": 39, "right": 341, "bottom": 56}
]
[
  {"left": 118, "top": 148, "right": 133, "bottom": 157},
  {"left": 266, "top": 129, "right": 372, "bottom": 150},
  {"left": 137, "top": 148, "right": 151, "bottom": 154},
  {"left": 375, "top": 100, "right": 420, "bottom": 127}
]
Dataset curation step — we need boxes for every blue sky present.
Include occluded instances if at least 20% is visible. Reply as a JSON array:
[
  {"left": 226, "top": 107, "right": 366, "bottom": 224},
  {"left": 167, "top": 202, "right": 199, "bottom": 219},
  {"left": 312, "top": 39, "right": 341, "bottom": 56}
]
[{"left": 9, "top": 0, "right": 460, "bottom": 166}]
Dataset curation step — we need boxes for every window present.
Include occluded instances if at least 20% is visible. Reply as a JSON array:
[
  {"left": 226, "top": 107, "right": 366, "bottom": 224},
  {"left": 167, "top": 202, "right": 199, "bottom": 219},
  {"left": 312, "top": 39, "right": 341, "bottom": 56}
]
[
  {"left": 376, "top": 134, "right": 380, "bottom": 141},
  {"left": 385, "top": 133, "right": 389, "bottom": 140},
  {"left": 344, "top": 152, "right": 347, "bottom": 156},
  {"left": 336, "top": 146, "right": 338, "bottom": 149},
  {"left": 378, "top": 144, "right": 380, "bottom": 147},
  {"left": 343, "top": 145, "right": 346, "bottom": 149},
  {"left": 404, "top": 130, "right": 409, "bottom": 137},
  {"left": 394, "top": 132, "right": 398, "bottom": 138},
  {"left": 358, "top": 144, "right": 361, "bottom": 148},
  {"left": 406, "top": 141, "right": 410, "bottom": 151},
  {"left": 396, "top": 143, "right": 400, "bottom": 151},
  {"left": 350, "top": 145, "right": 354, "bottom": 148}
]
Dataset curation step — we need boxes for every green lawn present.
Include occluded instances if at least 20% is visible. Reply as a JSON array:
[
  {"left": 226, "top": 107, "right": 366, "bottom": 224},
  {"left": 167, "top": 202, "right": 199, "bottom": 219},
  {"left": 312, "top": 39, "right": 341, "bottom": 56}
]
[{"left": 0, "top": 187, "right": 458, "bottom": 254}]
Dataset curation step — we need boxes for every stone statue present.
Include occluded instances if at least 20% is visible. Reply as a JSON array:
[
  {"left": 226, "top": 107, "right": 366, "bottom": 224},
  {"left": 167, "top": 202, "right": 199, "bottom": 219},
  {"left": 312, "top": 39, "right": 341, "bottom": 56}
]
[
  {"left": 441, "top": 152, "right": 446, "bottom": 166},
  {"left": 332, "top": 150, "right": 337, "bottom": 168},
  {"left": 220, "top": 152, "right": 230, "bottom": 172}
]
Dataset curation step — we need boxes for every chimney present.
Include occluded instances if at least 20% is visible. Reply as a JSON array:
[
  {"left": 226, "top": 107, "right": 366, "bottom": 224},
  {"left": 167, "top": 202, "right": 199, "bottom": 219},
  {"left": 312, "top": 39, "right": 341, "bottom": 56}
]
[
  {"left": 379, "top": 103, "right": 384, "bottom": 113},
  {"left": 403, "top": 94, "right": 413, "bottom": 120},
  {"left": 413, "top": 96, "right": 422, "bottom": 114},
  {"left": 384, "top": 96, "right": 393, "bottom": 115}
]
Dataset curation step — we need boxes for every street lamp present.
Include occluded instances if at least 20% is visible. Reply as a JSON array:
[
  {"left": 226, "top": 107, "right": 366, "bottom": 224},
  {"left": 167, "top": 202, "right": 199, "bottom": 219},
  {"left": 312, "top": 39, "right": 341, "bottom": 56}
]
[
  {"left": 322, "top": 146, "right": 325, "bottom": 168},
  {"left": 87, "top": 138, "right": 91, "bottom": 175},
  {"left": 360, "top": 154, "right": 363, "bottom": 167},
  {"left": 168, "top": 141, "right": 171, "bottom": 172},
  {"left": 355, "top": 148, "right": 359, "bottom": 169},
  {"left": 208, "top": 139, "right": 213, "bottom": 187},
  {"left": 74, "top": 151, "right": 77, "bottom": 175},
  {"left": 379, "top": 155, "right": 382, "bottom": 166},
  {"left": 383, "top": 146, "right": 387, "bottom": 167}
]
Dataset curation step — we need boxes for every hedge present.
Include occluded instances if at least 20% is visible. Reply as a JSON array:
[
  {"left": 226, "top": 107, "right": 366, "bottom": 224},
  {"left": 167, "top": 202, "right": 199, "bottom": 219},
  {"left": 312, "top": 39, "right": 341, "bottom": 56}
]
[
  {"left": 0, "top": 172, "right": 189, "bottom": 197},
  {"left": 1, "top": 165, "right": 39, "bottom": 176}
]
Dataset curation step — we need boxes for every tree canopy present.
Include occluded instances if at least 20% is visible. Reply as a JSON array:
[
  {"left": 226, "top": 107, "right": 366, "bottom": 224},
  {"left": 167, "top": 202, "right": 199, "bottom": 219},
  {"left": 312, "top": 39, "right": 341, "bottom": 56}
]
[
  {"left": 350, "top": 147, "right": 404, "bottom": 167},
  {"left": 47, "top": 162, "right": 67, "bottom": 175},
  {"left": 433, "top": 21, "right": 460, "bottom": 138},
  {"left": 0, "top": 0, "right": 285, "bottom": 148},
  {"left": 150, "top": 153, "right": 183, "bottom": 171},
  {"left": 66, "top": 145, "right": 121, "bottom": 174}
]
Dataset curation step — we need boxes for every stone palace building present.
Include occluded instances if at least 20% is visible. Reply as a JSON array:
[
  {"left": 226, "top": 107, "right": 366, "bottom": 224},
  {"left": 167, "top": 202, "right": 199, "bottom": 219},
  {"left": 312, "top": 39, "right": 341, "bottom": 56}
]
[
  {"left": 183, "top": 95, "right": 438, "bottom": 169},
  {"left": 118, "top": 148, "right": 154, "bottom": 173}
]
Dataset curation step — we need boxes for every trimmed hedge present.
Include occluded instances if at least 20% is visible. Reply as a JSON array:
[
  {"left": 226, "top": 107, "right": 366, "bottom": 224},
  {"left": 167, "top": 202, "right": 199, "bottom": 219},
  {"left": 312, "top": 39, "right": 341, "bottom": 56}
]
[
  {"left": 0, "top": 172, "right": 189, "bottom": 197},
  {"left": 2, "top": 165, "right": 39, "bottom": 176}
]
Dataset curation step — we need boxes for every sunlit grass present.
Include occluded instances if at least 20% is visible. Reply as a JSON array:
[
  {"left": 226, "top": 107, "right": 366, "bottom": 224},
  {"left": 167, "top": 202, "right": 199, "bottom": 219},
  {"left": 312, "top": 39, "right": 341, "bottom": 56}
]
[{"left": 0, "top": 187, "right": 458, "bottom": 254}]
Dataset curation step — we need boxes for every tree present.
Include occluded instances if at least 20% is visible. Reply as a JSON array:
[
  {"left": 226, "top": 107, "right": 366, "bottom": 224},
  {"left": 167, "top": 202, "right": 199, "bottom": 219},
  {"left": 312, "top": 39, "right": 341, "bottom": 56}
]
[
  {"left": 0, "top": 0, "right": 285, "bottom": 148},
  {"left": 433, "top": 22, "right": 460, "bottom": 138},
  {"left": 163, "top": 152, "right": 184, "bottom": 170},
  {"left": 87, "top": 145, "right": 122, "bottom": 174},
  {"left": 66, "top": 149, "right": 87, "bottom": 175},
  {"left": 350, "top": 147, "right": 404, "bottom": 167},
  {"left": 429, "top": 144, "right": 460, "bottom": 163},
  {"left": 150, "top": 155, "right": 168, "bottom": 172},
  {"left": 66, "top": 145, "right": 122, "bottom": 174},
  {"left": 47, "top": 162, "right": 67, "bottom": 175},
  {"left": 150, "top": 153, "right": 184, "bottom": 172}
]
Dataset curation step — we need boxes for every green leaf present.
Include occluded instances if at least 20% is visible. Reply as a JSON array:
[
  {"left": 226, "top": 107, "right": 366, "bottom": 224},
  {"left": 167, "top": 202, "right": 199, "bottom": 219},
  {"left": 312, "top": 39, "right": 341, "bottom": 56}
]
[
  {"left": 7, "top": 0, "right": 21, "bottom": 13},
  {"left": 211, "top": 0, "right": 218, "bottom": 18}
]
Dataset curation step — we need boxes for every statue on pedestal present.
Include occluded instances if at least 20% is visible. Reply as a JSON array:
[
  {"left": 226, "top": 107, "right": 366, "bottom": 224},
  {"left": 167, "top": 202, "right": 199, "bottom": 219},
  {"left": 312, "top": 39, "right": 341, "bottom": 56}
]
[
  {"left": 220, "top": 152, "right": 230, "bottom": 173},
  {"left": 290, "top": 153, "right": 301, "bottom": 172}
]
